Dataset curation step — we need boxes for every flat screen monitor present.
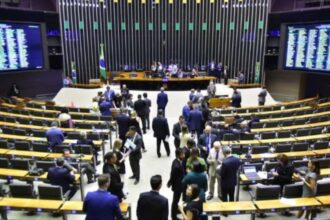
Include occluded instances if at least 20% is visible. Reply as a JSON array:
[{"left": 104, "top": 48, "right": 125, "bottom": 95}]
[
  {"left": 0, "top": 21, "right": 45, "bottom": 72},
  {"left": 283, "top": 23, "right": 330, "bottom": 72}
]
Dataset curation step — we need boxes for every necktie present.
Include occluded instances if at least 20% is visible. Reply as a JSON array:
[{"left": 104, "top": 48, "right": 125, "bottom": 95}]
[{"left": 216, "top": 151, "right": 219, "bottom": 161}]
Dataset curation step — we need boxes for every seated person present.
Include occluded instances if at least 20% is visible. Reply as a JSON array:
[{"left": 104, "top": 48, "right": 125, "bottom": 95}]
[
  {"left": 58, "top": 108, "right": 74, "bottom": 128},
  {"left": 46, "top": 121, "right": 65, "bottom": 151},
  {"left": 77, "top": 131, "right": 100, "bottom": 164},
  {"left": 179, "top": 184, "right": 203, "bottom": 220},
  {"left": 191, "top": 68, "right": 199, "bottom": 78},
  {"left": 62, "top": 149, "right": 98, "bottom": 184},
  {"left": 47, "top": 158, "right": 77, "bottom": 200},
  {"left": 248, "top": 114, "right": 260, "bottom": 128},
  {"left": 269, "top": 154, "right": 294, "bottom": 191}
]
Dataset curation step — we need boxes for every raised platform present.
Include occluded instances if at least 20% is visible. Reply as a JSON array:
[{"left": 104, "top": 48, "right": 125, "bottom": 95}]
[{"left": 113, "top": 72, "right": 216, "bottom": 90}]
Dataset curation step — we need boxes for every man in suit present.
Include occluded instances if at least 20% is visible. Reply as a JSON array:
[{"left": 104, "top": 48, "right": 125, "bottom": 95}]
[
  {"left": 83, "top": 174, "right": 124, "bottom": 220},
  {"left": 188, "top": 105, "right": 204, "bottom": 138},
  {"left": 167, "top": 148, "right": 185, "bottom": 220},
  {"left": 231, "top": 88, "right": 242, "bottom": 108},
  {"left": 238, "top": 71, "right": 245, "bottom": 84},
  {"left": 172, "top": 115, "right": 185, "bottom": 149},
  {"left": 143, "top": 93, "right": 152, "bottom": 130},
  {"left": 103, "top": 152, "right": 125, "bottom": 201},
  {"left": 46, "top": 121, "right": 64, "bottom": 151},
  {"left": 182, "top": 101, "right": 192, "bottom": 126},
  {"left": 223, "top": 65, "right": 229, "bottom": 85},
  {"left": 206, "top": 141, "right": 224, "bottom": 200},
  {"left": 157, "top": 87, "right": 168, "bottom": 116},
  {"left": 258, "top": 86, "right": 267, "bottom": 106},
  {"left": 220, "top": 147, "right": 241, "bottom": 202},
  {"left": 134, "top": 94, "right": 147, "bottom": 133},
  {"left": 99, "top": 98, "right": 112, "bottom": 116},
  {"left": 152, "top": 109, "right": 170, "bottom": 157},
  {"left": 121, "top": 84, "right": 129, "bottom": 107},
  {"left": 47, "top": 158, "right": 77, "bottom": 200},
  {"left": 116, "top": 108, "right": 130, "bottom": 141},
  {"left": 104, "top": 86, "right": 115, "bottom": 102},
  {"left": 137, "top": 175, "right": 169, "bottom": 220},
  {"left": 198, "top": 125, "right": 218, "bottom": 159},
  {"left": 127, "top": 126, "right": 143, "bottom": 184},
  {"left": 77, "top": 131, "right": 100, "bottom": 165}
]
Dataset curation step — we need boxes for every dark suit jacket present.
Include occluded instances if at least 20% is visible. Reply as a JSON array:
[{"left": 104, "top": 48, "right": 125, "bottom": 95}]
[
  {"left": 198, "top": 133, "right": 218, "bottom": 157},
  {"left": 46, "top": 127, "right": 64, "bottom": 148},
  {"left": 83, "top": 190, "right": 123, "bottom": 220},
  {"left": 188, "top": 109, "right": 204, "bottom": 132},
  {"left": 129, "top": 133, "right": 142, "bottom": 160},
  {"left": 137, "top": 191, "right": 169, "bottom": 220},
  {"left": 220, "top": 156, "right": 241, "bottom": 188},
  {"left": 144, "top": 98, "right": 151, "bottom": 113},
  {"left": 231, "top": 93, "right": 242, "bottom": 108},
  {"left": 116, "top": 113, "right": 130, "bottom": 138},
  {"left": 100, "top": 101, "right": 112, "bottom": 116},
  {"left": 103, "top": 163, "right": 124, "bottom": 201},
  {"left": 172, "top": 122, "right": 182, "bottom": 148},
  {"left": 134, "top": 99, "right": 147, "bottom": 117},
  {"left": 157, "top": 92, "right": 168, "bottom": 108},
  {"left": 167, "top": 158, "right": 185, "bottom": 192},
  {"left": 152, "top": 116, "right": 170, "bottom": 139},
  {"left": 47, "top": 166, "right": 75, "bottom": 193}
]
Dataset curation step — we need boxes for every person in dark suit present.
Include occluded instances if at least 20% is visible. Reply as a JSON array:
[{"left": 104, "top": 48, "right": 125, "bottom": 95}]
[
  {"left": 103, "top": 152, "right": 125, "bottom": 202},
  {"left": 134, "top": 94, "right": 147, "bottom": 133},
  {"left": 127, "top": 126, "right": 143, "bottom": 184},
  {"left": 137, "top": 175, "right": 169, "bottom": 220},
  {"left": 188, "top": 105, "right": 204, "bottom": 138},
  {"left": 172, "top": 116, "right": 185, "bottom": 149},
  {"left": 99, "top": 98, "right": 112, "bottom": 116},
  {"left": 46, "top": 121, "right": 65, "bottom": 151},
  {"left": 220, "top": 147, "right": 241, "bottom": 202},
  {"left": 231, "top": 88, "right": 242, "bottom": 108},
  {"left": 7, "top": 83, "right": 20, "bottom": 97},
  {"left": 223, "top": 66, "right": 229, "bottom": 85},
  {"left": 104, "top": 86, "right": 115, "bottom": 102},
  {"left": 121, "top": 84, "right": 129, "bottom": 107},
  {"left": 238, "top": 71, "right": 245, "bottom": 84},
  {"left": 47, "top": 158, "right": 77, "bottom": 200},
  {"left": 270, "top": 154, "right": 294, "bottom": 191},
  {"left": 116, "top": 108, "right": 131, "bottom": 141},
  {"left": 152, "top": 109, "right": 170, "bottom": 157},
  {"left": 83, "top": 174, "right": 124, "bottom": 220},
  {"left": 129, "top": 111, "right": 147, "bottom": 152},
  {"left": 167, "top": 149, "right": 185, "bottom": 220},
  {"left": 157, "top": 87, "right": 168, "bottom": 116},
  {"left": 182, "top": 101, "right": 193, "bottom": 127},
  {"left": 198, "top": 125, "right": 218, "bottom": 159},
  {"left": 143, "top": 93, "right": 152, "bottom": 130}
]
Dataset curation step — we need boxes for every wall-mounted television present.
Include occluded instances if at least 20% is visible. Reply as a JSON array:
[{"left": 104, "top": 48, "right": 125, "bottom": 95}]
[
  {"left": 283, "top": 23, "right": 330, "bottom": 72},
  {"left": 0, "top": 21, "right": 46, "bottom": 72}
]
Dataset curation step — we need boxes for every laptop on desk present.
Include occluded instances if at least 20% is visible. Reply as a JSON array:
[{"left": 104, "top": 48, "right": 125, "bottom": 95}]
[{"left": 243, "top": 166, "right": 261, "bottom": 181}]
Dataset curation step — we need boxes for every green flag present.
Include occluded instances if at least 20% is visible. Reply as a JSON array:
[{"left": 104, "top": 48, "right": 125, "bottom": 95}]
[{"left": 99, "top": 44, "right": 106, "bottom": 80}]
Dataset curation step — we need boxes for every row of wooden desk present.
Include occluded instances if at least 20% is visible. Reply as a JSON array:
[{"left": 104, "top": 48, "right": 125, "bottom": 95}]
[
  {"left": 221, "top": 133, "right": 330, "bottom": 146},
  {"left": 0, "top": 197, "right": 131, "bottom": 220},
  {"left": 204, "top": 196, "right": 330, "bottom": 220},
  {"left": 216, "top": 100, "right": 330, "bottom": 118}
]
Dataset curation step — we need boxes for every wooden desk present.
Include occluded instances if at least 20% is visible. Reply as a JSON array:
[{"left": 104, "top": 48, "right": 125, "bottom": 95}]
[
  {"left": 0, "top": 121, "right": 109, "bottom": 134},
  {"left": 261, "top": 111, "right": 330, "bottom": 123},
  {"left": 0, "top": 149, "right": 9, "bottom": 155},
  {"left": 316, "top": 195, "right": 330, "bottom": 205},
  {"left": 0, "top": 168, "right": 28, "bottom": 178},
  {"left": 60, "top": 201, "right": 131, "bottom": 220},
  {"left": 114, "top": 72, "right": 216, "bottom": 90},
  {"left": 240, "top": 151, "right": 316, "bottom": 162},
  {"left": 254, "top": 198, "right": 320, "bottom": 212},
  {"left": 0, "top": 111, "right": 106, "bottom": 124},
  {"left": 320, "top": 168, "right": 330, "bottom": 176},
  {"left": 313, "top": 149, "right": 330, "bottom": 156},
  {"left": 203, "top": 201, "right": 256, "bottom": 214},
  {"left": 295, "top": 134, "right": 330, "bottom": 141},
  {"left": 0, "top": 134, "right": 103, "bottom": 147},
  {"left": 6, "top": 150, "right": 49, "bottom": 159},
  {"left": 46, "top": 153, "right": 93, "bottom": 162},
  {"left": 222, "top": 140, "right": 261, "bottom": 146},
  {"left": 259, "top": 137, "right": 297, "bottom": 144},
  {"left": 0, "top": 197, "right": 63, "bottom": 210}
]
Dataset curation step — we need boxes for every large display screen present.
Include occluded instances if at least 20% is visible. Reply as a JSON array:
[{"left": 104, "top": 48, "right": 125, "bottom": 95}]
[
  {"left": 0, "top": 22, "right": 44, "bottom": 72},
  {"left": 284, "top": 23, "right": 330, "bottom": 72}
]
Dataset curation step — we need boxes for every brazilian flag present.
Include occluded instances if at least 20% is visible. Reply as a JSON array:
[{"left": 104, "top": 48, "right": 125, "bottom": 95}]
[{"left": 99, "top": 44, "right": 106, "bottom": 80}]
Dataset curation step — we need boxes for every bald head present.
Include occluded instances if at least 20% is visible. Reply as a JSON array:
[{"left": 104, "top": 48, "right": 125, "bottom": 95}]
[
  {"left": 205, "top": 125, "right": 212, "bottom": 134},
  {"left": 213, "top": 141, "right": 221, "bottom": 151}
]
